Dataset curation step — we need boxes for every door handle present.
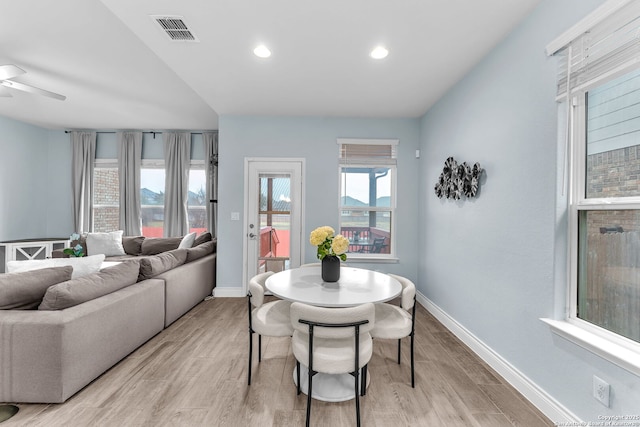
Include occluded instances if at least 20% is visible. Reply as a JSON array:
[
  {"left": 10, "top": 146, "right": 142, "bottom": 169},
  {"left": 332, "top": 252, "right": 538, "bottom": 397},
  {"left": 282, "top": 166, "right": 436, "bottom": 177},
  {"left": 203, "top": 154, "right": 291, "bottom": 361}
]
[{"left": 249, "top": 233, "right": 257, "bottom": 239}]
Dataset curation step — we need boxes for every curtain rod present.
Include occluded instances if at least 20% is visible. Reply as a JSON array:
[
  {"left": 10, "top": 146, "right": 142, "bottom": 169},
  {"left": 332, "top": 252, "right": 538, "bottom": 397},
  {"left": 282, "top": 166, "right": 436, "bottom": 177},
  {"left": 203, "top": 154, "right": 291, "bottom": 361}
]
[{"left": 64, "top": 131, "right": 215, "bottom": 135}]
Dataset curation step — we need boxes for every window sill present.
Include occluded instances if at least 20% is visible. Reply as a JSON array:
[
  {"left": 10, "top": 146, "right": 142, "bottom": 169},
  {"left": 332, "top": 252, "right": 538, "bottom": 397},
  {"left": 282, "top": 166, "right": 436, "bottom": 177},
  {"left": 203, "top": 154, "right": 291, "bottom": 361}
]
[
  {"left": 345, "top": 256, "right": 399, "bottom": 264},
  {"left": 540, "top": 318, "right": 640, "bottom": 377}
]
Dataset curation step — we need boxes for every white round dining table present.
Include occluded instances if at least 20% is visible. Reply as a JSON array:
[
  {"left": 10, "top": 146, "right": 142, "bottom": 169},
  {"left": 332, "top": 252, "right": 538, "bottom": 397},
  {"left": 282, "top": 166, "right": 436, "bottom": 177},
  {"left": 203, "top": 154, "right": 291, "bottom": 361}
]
[
  {"left": 265, "top": 265, "right": 402, "bottom": 402},
  {"left": 265, "top": 265, "right": 402, "bottom": 307}
]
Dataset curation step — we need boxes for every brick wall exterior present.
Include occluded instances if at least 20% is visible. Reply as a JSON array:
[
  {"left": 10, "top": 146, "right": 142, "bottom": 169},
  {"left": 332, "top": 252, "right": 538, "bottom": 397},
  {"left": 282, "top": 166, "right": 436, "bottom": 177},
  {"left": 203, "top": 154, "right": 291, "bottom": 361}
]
[
  {"left": 586, "top": 145, "right": 640, "bottom": 233},
  {"left": 94, "top": 168, "right": 120, "bottom": 232}
]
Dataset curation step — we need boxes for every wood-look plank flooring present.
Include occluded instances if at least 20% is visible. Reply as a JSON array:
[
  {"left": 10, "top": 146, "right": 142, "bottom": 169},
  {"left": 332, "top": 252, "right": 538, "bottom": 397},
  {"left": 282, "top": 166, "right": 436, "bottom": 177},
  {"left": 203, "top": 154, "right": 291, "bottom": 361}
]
[{"left": 2, "top": 297, "right": 553, "bottom": 426}]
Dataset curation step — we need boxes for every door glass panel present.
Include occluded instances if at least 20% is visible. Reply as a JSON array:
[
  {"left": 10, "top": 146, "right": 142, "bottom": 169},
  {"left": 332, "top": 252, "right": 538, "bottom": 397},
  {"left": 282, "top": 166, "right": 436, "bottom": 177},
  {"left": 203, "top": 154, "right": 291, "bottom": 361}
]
[{"left": 258, "top": 174, "right": 291, "bottom": 273}]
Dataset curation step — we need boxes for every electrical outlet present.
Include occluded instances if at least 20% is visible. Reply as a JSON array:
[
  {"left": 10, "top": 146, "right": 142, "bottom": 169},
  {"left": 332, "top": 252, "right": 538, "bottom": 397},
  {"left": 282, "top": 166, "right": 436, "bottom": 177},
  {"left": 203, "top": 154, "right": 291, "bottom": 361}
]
[{"left": 593, "top": 375, "right": 610, "bottom": 407}]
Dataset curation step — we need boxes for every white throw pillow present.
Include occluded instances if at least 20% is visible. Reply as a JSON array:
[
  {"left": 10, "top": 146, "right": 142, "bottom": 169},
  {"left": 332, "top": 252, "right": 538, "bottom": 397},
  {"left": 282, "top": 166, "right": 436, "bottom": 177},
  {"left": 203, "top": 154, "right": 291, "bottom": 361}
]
[
  {"left": 86, "top": 230, "right": 126, "bottom": 256},
  {"left": 7, "top": 254, "right": 106, "bottom": 279},
  {"left": 178, "top": 232, "right": 197, "bottom": 249}
]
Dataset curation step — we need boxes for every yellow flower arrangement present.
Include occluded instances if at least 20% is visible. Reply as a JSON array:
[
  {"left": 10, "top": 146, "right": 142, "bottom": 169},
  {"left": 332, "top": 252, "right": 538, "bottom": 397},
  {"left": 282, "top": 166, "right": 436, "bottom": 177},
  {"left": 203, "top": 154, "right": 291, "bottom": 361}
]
[{"left": 310, "top": 226, "right": 348, "bottom": 261}]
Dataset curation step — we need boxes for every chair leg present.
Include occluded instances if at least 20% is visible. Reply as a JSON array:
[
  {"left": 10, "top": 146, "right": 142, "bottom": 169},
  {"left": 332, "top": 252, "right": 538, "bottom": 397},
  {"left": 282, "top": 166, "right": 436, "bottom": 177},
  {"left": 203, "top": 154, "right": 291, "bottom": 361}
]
[
  {"left": 361, "top": 365, "right": 367, "bottom": 396},
  {"left": 410, "top": 333, "right": 415, "bottom": 388},
  {"left": 258, "top": 334, "right": 262, "bottom": 362},
  {"left": 248, "top": 330, "right": 253, "bottom": 385},
  {"left": 354, "top": 368, "right": 361, "bottom": 427},
  {"left": 305, "top": 368, "right": 313, "bottom": 427},
  {"left": 296, "top": 361, "right": 301, "bottom": 395},
  {"left": 397, "top": 338, "right": 402, "bottom": 364}
]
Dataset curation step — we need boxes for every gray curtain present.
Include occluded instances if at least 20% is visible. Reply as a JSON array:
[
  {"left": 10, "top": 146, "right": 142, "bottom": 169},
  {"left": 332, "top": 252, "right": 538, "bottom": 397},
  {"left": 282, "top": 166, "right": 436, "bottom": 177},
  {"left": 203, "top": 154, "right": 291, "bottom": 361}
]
[
  {"left": 71, "top": 131, "right": 96, "bottom": 233},
  {"left": 203, "top": 131, "right": 218, "bottom": 238},
  {"left": 163, "top": 131, "right": 191, "bottom": 237},
  {"left": 117, "top": 131, "right": 142, "bottom": 236}
]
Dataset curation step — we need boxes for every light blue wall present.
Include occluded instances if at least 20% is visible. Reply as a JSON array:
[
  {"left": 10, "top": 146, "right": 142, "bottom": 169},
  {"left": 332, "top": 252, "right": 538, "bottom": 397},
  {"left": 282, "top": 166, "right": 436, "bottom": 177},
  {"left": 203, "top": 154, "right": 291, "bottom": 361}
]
[
  {"left": 419, "top": 0, "right": 639, "bottom": 420},
  {"left": 217, "top": 116, "right": 420, "bottom": 289},
  {"left": 0, "top": 116, "right": 72, "bottom": 240},
  {"left": 96, "top": 132, "right": 205, "bottom": 160}
]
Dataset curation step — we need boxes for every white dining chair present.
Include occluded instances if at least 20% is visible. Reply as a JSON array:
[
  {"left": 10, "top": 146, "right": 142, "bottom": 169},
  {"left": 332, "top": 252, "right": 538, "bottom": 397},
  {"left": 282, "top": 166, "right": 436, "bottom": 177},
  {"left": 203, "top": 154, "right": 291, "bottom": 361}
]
[
  {"left": 246, "top": 271, "right": 293, "bottom": 385},
  {"left": 290, "top": 302, "right": 375, "bottom": 427},
  {"left": 370, "top": 273, "right": 416, "bottom": 387}
]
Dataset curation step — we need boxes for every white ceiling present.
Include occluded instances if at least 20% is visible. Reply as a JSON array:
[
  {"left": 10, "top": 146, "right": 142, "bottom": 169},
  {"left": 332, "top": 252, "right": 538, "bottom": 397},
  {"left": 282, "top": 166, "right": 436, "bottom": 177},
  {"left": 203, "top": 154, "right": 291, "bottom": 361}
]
[{"left": 0, "top": 0, "right": 542, "bottom": 131}]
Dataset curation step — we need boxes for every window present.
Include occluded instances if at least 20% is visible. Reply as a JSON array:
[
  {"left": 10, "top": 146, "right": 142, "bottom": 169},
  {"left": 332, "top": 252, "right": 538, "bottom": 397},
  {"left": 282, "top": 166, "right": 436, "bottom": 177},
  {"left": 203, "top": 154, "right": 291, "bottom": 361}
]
[
  {"left": 337, "top": 139, "right": 397, "bottom": 259},
  {"left": 573, "top": 69, "right": 640, "bottom": 345},
  {"left": 141, "top": 160, "right": 207, "bottom": 237},
  {"left": 92, "top": 133, "right": 210, "bottom": 237},
  {"left": 93, "top": 160, "right": 119, "bottom": 233},
  {"left": 188, "top": 162, "right": 207, "bottom": 234},
  {"left": 549, "top": 0, "right": 640, "bottom": 367},
  {"left": 140, "top": 161, "right": 165, "bottom": 237}
]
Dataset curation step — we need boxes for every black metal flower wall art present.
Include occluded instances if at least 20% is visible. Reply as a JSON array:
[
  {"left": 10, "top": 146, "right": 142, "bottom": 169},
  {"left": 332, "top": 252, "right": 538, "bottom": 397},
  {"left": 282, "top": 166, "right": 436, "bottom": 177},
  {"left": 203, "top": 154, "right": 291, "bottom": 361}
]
[{"left": 434, "top": 157, "right": 483, "bottom": 200}]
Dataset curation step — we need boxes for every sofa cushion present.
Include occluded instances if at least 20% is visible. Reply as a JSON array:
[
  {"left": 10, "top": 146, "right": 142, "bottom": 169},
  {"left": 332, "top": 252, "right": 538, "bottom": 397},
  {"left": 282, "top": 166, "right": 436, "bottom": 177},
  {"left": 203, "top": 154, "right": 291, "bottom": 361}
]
[
  {"left": 122, "top": 236, "right": 145, "bottom": 255},
  {"left": 140, "top": 237, "right": 182, "bottom": 255},
  {"left": 38, "top": 261, "right": 141, "bottom": 311},
  {"left": 194, "top": 231, "right": 212, "bottom": 246},
  {"left": 0, "top": 266, "right": 74, "bottom": 310},
  {"left": 185, "top": 240, "right": 215, "bottom": 263},
  {"left": 178, "top": 232, "right": 197, "bottom": 249},
  {"left": 6, "top": 254, "right": 106, "bottom": 279},
  {"left": 86, "top": 230, "right": 126, "bottom": 256},
  {"left": 138, "top": 249, "right": 188, "bottom": 280}
]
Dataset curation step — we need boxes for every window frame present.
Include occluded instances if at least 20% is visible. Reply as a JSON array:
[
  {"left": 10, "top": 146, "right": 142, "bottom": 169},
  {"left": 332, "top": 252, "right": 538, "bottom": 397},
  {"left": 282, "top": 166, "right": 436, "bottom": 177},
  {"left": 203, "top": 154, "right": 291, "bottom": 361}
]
[
  {"left": 337, "top": 138, "right": 398, "bottom": 262},
  {"left": 565, "top": 68, "right": 640, "bottom": 372}
]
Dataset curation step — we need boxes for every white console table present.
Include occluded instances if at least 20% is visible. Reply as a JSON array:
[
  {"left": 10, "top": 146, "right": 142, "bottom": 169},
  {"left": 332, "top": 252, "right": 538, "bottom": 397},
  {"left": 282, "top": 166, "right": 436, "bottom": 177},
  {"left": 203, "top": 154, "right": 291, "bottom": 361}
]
[{"left": 0, "top": 238, "right": 69, "bottom": 273}]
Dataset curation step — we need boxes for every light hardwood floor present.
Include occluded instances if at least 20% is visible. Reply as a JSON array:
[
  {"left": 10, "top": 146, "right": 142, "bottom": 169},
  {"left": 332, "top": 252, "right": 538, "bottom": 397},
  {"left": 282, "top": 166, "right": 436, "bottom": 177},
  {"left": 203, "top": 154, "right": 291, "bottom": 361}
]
[{"left": 3, "top": 297, "right": 553, "bottom": 426}]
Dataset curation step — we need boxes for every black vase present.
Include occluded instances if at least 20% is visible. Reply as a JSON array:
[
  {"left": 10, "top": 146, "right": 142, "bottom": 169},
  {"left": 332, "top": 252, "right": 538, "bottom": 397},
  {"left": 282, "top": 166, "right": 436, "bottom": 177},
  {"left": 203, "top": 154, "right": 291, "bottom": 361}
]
[{"left": 321, "top": 255, "right": 341, "bottom": 282}]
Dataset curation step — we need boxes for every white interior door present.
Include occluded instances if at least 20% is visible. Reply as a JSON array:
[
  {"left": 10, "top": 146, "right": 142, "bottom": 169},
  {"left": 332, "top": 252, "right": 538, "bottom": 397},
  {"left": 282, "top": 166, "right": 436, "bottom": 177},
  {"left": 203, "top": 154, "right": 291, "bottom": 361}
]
[{"left": 244, "top": 158, "right": 304, "bottom": 290}]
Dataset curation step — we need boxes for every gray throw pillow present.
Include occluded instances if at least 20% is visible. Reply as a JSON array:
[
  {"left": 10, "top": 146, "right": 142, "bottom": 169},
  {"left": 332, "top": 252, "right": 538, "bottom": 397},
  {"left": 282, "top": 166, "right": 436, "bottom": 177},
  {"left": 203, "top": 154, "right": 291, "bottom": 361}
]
[
  {"left": 122, "top": 236, "right": 145, "bottom": 255},
  {"left": 138, "top": 249, "right": 188, "bottom": 280},
  {"left": 0, "top": 266, "right": 73, "bottom": 310},
  {"left": 185, "top": 240, "right": 215, "bottom": 263},
  {"left": 38, "top": 261, "right": 140, "bottom": 311},
  {"left": 193, "top": 231, "right": 212, "bottom": 246},
  {"left": 140, "top": 237, "right": 182, "bottom": 255}
]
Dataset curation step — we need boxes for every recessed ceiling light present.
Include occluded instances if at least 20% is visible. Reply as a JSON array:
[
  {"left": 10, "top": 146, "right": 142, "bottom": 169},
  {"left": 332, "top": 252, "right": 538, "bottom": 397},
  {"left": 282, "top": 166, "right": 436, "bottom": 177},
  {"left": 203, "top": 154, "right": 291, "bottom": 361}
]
[
  {"left": 370, "top": 46, "right": 389, "bottom": 59},
  {"left": 254, "top": 45, "right": 271, "bottom": 58}
]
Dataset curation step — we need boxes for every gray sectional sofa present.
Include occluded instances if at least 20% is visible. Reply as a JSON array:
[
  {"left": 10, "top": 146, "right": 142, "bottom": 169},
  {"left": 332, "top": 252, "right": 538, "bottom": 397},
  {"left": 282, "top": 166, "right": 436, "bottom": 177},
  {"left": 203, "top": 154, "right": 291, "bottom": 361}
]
[{"left": 0, "top": 234, "right": 216, "bottom": 404}]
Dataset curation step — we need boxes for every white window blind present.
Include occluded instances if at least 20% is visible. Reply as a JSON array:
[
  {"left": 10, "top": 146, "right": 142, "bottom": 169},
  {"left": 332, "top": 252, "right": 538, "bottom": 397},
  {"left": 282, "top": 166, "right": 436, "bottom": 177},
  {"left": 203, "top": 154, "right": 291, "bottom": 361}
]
[
  {"left": 553, "top": 0, "right": 640, "bottom": 98},
  {"left": 338, "top": 139, "right": 398, "bottom": 166}
]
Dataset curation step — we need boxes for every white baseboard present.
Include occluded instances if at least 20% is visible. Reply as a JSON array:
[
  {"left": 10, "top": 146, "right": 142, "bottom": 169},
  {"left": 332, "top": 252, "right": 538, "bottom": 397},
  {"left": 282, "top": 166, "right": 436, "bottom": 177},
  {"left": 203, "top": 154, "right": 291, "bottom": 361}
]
[
  {"left": 416, "top": 292, "right": 581, "bottom": 424},
  {"left": 212, "top": 286, "right": 245, "bottom": 298}
]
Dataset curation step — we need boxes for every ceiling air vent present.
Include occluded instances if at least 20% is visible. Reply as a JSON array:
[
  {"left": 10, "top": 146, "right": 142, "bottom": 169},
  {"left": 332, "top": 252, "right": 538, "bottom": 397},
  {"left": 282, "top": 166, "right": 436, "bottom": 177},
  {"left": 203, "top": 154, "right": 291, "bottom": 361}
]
[{"left": 151, "top": 15, "right": 199, "bottom": 42}]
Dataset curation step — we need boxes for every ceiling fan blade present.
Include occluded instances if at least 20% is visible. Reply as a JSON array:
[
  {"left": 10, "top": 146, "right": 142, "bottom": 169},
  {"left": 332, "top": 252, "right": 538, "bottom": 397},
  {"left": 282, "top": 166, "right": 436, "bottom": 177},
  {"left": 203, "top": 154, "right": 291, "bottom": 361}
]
[
  {"left": 0, "top": 80, "right": 66, "bottom": 101},
  {"left": 0, "top": 65, "right": 26, "bottom": 80}
]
